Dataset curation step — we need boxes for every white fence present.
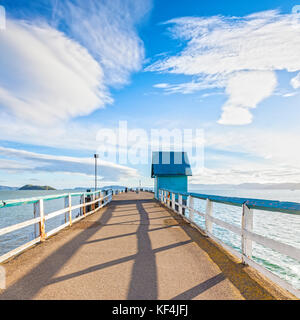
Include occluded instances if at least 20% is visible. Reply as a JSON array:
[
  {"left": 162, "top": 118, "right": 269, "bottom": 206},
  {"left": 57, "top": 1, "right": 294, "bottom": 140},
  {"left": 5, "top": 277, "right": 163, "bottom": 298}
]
[
  {"left": 0, "top": 189, "right": 124, "bottom": 263},
  {"left": 159, "top": 188, "right": 300, "bottom": 298}
]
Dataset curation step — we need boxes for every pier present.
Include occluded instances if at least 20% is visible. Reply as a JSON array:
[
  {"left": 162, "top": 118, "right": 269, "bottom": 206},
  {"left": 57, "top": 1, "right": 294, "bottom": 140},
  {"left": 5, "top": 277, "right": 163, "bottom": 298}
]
[{"left": 0, "top": 190, "right": 298, "bottom": 300}]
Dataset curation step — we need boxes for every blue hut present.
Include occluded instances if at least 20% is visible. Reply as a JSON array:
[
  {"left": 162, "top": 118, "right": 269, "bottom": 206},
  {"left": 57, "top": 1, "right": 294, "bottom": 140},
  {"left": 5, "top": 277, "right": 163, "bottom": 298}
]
[{"left": 151, "top": 151, "right": 192, "bottom": 199}]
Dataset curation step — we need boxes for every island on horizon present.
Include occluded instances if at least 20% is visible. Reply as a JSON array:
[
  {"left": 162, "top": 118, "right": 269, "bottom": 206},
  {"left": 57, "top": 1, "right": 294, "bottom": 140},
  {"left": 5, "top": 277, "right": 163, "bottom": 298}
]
[{"left": 19, "top": 184, "right": 56, "bottom": 191}]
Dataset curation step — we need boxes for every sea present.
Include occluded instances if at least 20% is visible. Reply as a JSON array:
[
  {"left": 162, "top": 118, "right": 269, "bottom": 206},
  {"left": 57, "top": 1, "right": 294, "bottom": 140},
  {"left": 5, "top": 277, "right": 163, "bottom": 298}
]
[{"left": 0, "top": 188, "right": 299, "bottom": 291}]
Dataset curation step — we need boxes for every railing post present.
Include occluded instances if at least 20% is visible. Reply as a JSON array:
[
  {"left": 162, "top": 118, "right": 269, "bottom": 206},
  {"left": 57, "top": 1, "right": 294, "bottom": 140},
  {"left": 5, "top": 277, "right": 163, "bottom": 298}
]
[
  {"left": 38, "top": 199, "right": 46, "bottom": 242},
  {"left": 33, "top": 201, "right": 39, "bottom": 238},
  {"left": 65, "top": 194, "right": 72, "bottom": 226},
  {"left": 172, "top": 192, "right": 175, "bottom": 211},
  {"left": 81, "top": 194, "right": 86, "bottom": 216},
  {"left": 205, "top": 199, "right": 213, "bottom": 234},
  {"left": 189, "top": 195, "right": 194, "bottom": 221},
  {"left": 242, "top": 203, "right": 253, "bottom": 263},
  {"left": 179, "top": 194, "right": 183, "bottom": 215},
  {"left": 92, "top": 193, "right": 95, "bottom": 211},
  {"left": 167, "top": 191, "right": 170, "bottom": 207}
]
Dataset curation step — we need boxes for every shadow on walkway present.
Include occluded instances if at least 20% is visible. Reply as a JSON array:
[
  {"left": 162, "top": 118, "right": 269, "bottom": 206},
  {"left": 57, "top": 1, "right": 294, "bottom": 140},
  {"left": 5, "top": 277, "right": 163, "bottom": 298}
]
[
  {"left": 0, "top": 197, "right": 188, "bottom": 300},
  {"left": 0, "top": 202, "right": 116, "bottom": 299},
  {"left": 127, "top": 200, "right": 157, "bottom": 299},
  {"left": 171, "top": 273, "right": 226, "bottom": 300},
  {"left": 0, "top": 195, "right": 286, "bottom": 300},
  {"left": 164, "top": 206, "right": 280, "bottom": 300}
]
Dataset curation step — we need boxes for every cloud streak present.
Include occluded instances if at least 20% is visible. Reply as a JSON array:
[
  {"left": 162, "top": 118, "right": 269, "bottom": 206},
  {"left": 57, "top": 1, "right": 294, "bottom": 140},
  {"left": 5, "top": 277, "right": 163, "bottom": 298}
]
[{"left": 0, "top": 147, "right": 138, "bottom": 181}]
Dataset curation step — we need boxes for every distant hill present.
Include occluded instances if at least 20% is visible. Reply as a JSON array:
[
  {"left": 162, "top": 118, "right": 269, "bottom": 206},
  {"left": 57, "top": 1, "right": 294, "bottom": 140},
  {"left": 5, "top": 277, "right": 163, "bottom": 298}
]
[
  {"left": 189, "top": 183, "right": 300, "bottom": 190},
  {"left": 71, "top": 187, "right": 89, "bottom": 191},
  {"left": 102, "top": 185, "right": 126, "bottom": 190},
  {"left": 0, "top": 185, "right": 18, "bottom": 191},
  {"left": 19, "top": 185, "right": 56, "bottom": 190}
]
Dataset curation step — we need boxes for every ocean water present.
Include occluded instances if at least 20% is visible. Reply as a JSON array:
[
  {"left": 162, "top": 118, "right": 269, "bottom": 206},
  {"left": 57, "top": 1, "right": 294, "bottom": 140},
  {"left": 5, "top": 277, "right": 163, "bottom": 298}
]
[
  {"left": 188, "top": 189, "right": 300, "bottom": 291},
  {"left": 0, "top": 189, "right": 83, "bottom": 257},
  {"left": 0, "top": 188, "right": 299, "bottom": 291}
]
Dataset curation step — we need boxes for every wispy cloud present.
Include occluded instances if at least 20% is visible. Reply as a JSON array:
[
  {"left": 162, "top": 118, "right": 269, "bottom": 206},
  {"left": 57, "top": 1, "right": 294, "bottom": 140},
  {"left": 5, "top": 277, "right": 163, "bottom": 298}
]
[
  {"left": 291, "top": 72, "right": 300, "bottom": 89},
  {"left": 51, "top": 0, "right": 150, "bottom": 86},
  {"left": 0, "top": 146, "right": 138, "bottom": 181},
  {"left": 147, "top": 10, "right": 300, "bottom": 125},
  {"left": 190, "top": 164, "right": 300, "bottom": 185}
]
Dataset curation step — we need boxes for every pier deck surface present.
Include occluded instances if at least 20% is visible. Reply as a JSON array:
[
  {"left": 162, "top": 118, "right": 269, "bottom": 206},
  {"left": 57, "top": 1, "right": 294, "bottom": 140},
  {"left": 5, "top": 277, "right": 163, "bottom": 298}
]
[{"left": 0, "top": 192, "right": 295, "bottom": 300}]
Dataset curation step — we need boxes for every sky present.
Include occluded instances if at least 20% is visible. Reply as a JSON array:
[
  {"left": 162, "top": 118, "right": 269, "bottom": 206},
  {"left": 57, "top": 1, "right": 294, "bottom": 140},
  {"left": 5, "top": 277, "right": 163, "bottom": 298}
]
[{"left": 0, "top": 0, "right": 300, "bottom": 189}]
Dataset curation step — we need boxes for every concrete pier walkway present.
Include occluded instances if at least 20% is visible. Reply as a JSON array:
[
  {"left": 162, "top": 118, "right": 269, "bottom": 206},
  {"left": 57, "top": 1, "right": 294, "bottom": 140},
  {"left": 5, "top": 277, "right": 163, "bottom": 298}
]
[{"left": 0, "top": 192, "right": 295, "bottom": 300}]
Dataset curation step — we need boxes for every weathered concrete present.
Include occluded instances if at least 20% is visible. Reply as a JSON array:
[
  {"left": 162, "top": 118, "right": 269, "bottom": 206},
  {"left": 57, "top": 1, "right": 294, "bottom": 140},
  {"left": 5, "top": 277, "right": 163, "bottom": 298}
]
[{"left": 0, "top": 192, "right": 296, "bottom": 300}]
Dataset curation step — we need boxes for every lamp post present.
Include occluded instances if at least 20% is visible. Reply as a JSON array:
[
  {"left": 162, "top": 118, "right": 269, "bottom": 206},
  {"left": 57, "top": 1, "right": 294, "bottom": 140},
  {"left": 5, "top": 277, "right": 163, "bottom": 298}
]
[{"left": 94, "top": 154, "right": 99, "bottom": 191}]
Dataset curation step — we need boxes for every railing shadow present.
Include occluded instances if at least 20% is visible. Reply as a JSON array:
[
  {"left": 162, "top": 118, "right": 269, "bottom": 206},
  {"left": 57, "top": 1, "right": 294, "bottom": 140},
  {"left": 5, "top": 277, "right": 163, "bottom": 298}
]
[
  {"left": 0, "top": 203, "right": 116, "bottom": 299},
  {"left": 0, "top": 196, "right": 175, "bottom": 300},
  {"left": 171, "top": 273, "right": 226, "bottom": 300},
  {"left": 127, "top": 200, "right": 158, "bottom": 299},
  {"left": 164, "top": 206, "right": 279, "bottom": 300}
]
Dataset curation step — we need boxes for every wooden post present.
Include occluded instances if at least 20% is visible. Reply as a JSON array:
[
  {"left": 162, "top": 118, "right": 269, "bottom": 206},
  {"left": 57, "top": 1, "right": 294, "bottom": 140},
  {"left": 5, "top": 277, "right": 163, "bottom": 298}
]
[
  {"left": 64, "top": 196, "right": 68, "bottom": 223},
  {"left": 205, "top": 199, "right": 213, "bottom": 234},
  {"left": 65, "top": 194, "right": 72, "bottom": 226},
  {"left": 179, "top": 194, "right": 183, "bottom": 215},
  {"left": 242, "top": 203, "right": 253, "bottom": 263},
  {"left": 33, "top": 201, "right": 39, "bottom": 238},
  {"left": 81, "top": 194, "right": 86, "bottom": 216},
  {"left": 38, "top": 199, "right": 46, "bottom": 242},
  {"left": 189, "top": 196, "right": 194, "bottom": 222},
  {"left": 172, "top": 193, "right": 175, "bottom": 211},
  {"left": 91, "top": 193, "right": 95, "bottom": 211},
  {"left": 167, "top": 192, "right": 170, "bottom": 207}
]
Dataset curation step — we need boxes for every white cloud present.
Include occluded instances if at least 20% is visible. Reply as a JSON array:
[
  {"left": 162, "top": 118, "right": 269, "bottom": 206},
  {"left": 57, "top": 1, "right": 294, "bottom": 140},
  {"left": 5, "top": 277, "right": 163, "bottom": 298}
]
[
  {"left": 282, "top": 92, "right": 299, "bottom": 98},
  {"left": 0, "top": 146, "right": 138, "bottom": 181},
  {"left": 153, "top": 83, "right": 170, "bottom": 88},
  {"left": 218, "top": 71, "right": 277, "bottom": 125},
  {"left": 147, "top": 10, "right": 300, "bottom": 125},
  {"left": 291, "top": 72, "right": 300, "bottom": 89},
  {"left": 0, "top": 20, "right": 111, "bottom": 125},
  {"left": 190, "top": 164, "right": 300, "bottom": 185},
  {"left": 52, "top": 0, "right": 149, "bottom": 86},
  {"left": 0, "top": 0, "right": 149, "bottom": 127}
]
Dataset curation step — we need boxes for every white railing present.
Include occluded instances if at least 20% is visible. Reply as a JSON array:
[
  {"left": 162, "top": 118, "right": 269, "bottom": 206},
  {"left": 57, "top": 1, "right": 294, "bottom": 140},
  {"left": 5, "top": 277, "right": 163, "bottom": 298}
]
[
  {"left": 0, "top": 188, "right": 125, "bottom": 263},
  {"left": 159, "top": 188, "right": 300, "bottom": 298}
]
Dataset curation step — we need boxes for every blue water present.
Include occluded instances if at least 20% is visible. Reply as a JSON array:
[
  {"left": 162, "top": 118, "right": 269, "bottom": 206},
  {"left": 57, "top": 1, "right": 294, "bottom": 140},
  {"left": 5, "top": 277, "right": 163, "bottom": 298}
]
[
  {"left": 187, "top": 189, "right": 300, "bottom": 291},
  {"left": 0, "top": 190, "right": 83, "bottom": 257},
  {"left": 0, "top": 188, "right": 299, "bottom": 291}
]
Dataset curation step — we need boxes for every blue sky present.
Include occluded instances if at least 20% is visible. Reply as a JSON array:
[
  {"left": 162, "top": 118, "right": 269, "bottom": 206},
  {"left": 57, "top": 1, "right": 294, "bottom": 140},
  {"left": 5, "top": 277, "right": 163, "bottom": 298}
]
[{"left": 0, "top": 0, "right": 300, "bottom": 188}]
